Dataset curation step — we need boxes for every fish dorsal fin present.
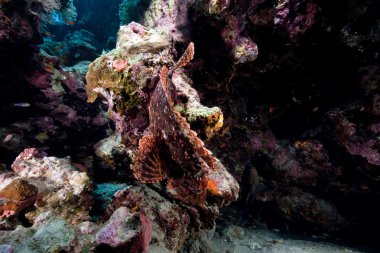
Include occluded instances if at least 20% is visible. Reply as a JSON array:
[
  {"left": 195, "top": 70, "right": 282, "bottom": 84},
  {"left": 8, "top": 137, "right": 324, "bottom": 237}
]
[
  {"left": 175, "top": 42, "right": 195, "bottom": 69},
  {"left": 159, "top": 66, "right": 175, "bottom": 107},
  {"left": 159, "top": 66, "right": 169, "bottom": 88}
]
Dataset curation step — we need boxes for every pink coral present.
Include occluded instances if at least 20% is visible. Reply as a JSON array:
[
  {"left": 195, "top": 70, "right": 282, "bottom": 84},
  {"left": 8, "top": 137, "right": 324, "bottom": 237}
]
[
  {"left": 131, "top": 212, "right": 152, "bottom": 253},
  {"left": 28, "top": 71, "right": 52, "bottom": 89},
  {"left": 105, "top": 186, "right": 190, "bottom": 251},
  {"left": 129, "top": 22, "right": 147, "bottom": 36},
  {"left": 221, "top": 16, "right": 259, "bottom": 64},
  {"left": 17, "top": 148, "right": 46, "bottom": 161},
  {"left": 92, "top": 88, "right": 127, "bottom": 134},
  {"left": 61, "top": 71, "right": 80, "bottom": 93},
  {"left": 139, "top": 213, "right": 152, "bottom": 253},
  {"left": 347, "top": 141, "right": 380, "bottom": 166},
  {"left": 370, "top": 123, "right": 380, "bottom": 134},
  {"left": 95, "top": 207, "right": 139, "bottom": 248},
  {"left": 250, "top": 130, "right": 277, "bottom": 151},
  {"left": 275, "top": 0, "right": 318, "bottom": 39},
  {"left": 112, "top": 59, "right": 129, "bottom": 72}
]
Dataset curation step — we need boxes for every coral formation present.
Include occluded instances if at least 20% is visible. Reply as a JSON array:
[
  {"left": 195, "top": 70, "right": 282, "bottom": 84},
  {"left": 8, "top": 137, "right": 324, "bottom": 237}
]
[
  {"left": 95, "top": 207, "right": 139, "bottom": 248},
  {"left": 40, "top": 30, "right": 98, "bottom": 66},
  {"left": 274, "top": 0, "right": 318, "bottom": 39},
  {"left": 10, "top": 148, "right": 93, "bottom": 224},
  {"left": 0, "top": 0, "right": 108, "bottom": 168},
  {"left": 105, "top": 186, "right": 190, "bottom": 252},
  {"left": 86, "top": 21, "right": 239, "bottom": 231}
]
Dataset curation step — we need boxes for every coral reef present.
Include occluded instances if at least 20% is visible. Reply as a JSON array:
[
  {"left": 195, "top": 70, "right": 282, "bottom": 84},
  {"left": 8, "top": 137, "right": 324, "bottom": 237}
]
[
  {"left": 172, "top": 68, "right": 223, "bottom": 138},
  {"left": 152, "top": 0, "right": 380, "bottom": 246},
  {"left": 0, "top": 152, "right": 183, "bottom": 252},
  {"left": 40, "top": 29, "right": 98, "bottom": 66},
  {"left": 0, "top": 0, "right": 108, "bottom": 167},
  {"left": 1, "top": 0, "right": 380, "bottom": 251}
]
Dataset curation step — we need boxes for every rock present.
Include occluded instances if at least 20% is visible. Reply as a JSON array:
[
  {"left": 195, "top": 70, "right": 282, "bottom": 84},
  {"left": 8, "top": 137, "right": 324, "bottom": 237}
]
[
  {"left": 93, "top": 183, "right": 129, "bottom": 212},
  {"left": 95, "top": 207, "right": 139, "bottom": 248},
  {"left": 0, "top": 244, "right": 14, "bottom": 253},
  {"left": 0, "top": 178, "right": 38, "bottom": 218},
  {"left": 224, "top": 225, "right": 246, "bottom": 241},
  {"left": 105, "top": 185, "right": 190, "bottom": 252},
  {"left": 277, "top": 189, "right": 347, "bottom": 232},
  {"left": 0, "top": 217, "right": 75, "bottom": 253},
  {"left": 0, "top": 178, "right": 38, "bottom": 201},
  {"left": 10, "top": 148, "right": 93, "bottom": 224}
]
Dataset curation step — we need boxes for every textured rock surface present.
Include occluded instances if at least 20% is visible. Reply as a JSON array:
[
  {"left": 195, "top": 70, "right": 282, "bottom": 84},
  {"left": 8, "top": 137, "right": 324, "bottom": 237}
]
[
  {"left": 0, "top": 218, "right": 77, "bottom": 253},
  {"left": 105, "top": 186, "right": 190, "bottom": 252},
  {"left": 8, "top": 148, "right": 93, "bottom": 224},
  {"left": 95, "top": 207, "right": 139, "bottom": 248}
]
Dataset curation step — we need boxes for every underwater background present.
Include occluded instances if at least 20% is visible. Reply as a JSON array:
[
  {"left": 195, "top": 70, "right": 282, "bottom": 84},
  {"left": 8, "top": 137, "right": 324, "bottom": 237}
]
[{"left": 0, "top": 0, "right": 380, "bottom": 252}]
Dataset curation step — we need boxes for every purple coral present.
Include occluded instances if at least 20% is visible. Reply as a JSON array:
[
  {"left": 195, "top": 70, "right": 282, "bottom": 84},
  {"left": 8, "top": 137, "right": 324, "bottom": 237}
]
[
  {"left": 95, "top": 207, "right": 139, "bottom": 248},
  {"left": 347, "top": 140, "right": 380, "bottom": 166},
  {"left": 275, "top": 0, "right": 318, "bottom": 39}
]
